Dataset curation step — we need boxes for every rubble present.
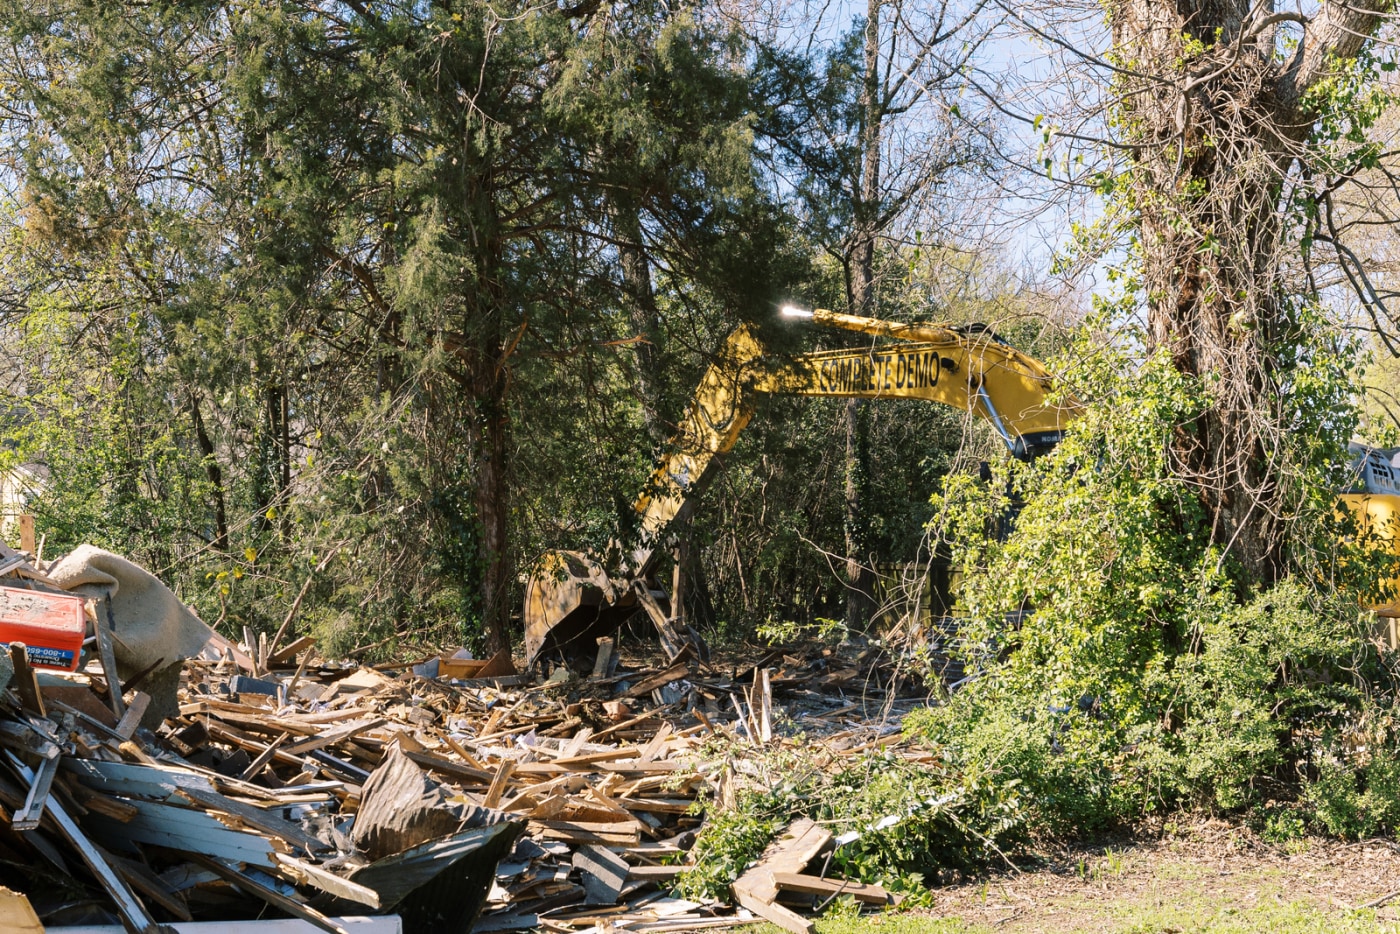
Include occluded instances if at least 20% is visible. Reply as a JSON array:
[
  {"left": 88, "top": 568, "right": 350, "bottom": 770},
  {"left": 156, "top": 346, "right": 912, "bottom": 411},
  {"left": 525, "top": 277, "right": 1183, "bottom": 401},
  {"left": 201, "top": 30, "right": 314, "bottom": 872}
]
[{"left": 0, "top": 540, "right": 933, "bottom": 933}]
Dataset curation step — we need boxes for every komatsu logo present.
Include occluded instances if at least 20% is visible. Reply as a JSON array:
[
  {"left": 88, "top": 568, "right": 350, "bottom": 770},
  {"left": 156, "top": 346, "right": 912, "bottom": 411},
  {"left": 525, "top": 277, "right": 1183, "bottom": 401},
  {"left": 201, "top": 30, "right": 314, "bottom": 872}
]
[{"left": 817, "top": 349, "right": 950, "bottom": 393}]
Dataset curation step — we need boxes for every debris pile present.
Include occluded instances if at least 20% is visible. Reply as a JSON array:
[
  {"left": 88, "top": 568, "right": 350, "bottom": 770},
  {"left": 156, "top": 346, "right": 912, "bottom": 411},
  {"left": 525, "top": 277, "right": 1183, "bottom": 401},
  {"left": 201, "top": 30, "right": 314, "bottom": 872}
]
[{"left": 0, "top": 543, "right": 928, "bottom": 934}]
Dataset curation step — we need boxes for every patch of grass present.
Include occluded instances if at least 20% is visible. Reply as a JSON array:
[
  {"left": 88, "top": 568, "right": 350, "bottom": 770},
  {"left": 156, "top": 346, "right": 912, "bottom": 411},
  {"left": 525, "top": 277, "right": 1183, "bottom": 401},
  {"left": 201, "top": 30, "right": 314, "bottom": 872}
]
[
  {"left": 749, "top": 901, "right": 1395, "bottom": 934},
  {"left": 746, "top": 919, "right": 995, "bottom": 934},
  {"left": 1112, "top": 900, "right": 1390, "bottom": 933}
]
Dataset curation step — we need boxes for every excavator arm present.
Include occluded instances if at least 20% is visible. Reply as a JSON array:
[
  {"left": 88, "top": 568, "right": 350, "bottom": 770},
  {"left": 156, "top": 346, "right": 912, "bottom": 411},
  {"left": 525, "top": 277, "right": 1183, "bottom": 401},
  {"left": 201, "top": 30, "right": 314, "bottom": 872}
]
[{"left": 523, "top": 309, "right": 1081, "bottom": 667}]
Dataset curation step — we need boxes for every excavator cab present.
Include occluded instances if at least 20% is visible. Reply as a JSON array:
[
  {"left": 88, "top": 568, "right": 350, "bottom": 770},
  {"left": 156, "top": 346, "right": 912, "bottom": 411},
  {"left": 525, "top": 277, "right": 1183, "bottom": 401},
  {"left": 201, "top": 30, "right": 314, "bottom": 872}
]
[{"left": 1341, "top": 442, "right": 1400, "bottom": 621}]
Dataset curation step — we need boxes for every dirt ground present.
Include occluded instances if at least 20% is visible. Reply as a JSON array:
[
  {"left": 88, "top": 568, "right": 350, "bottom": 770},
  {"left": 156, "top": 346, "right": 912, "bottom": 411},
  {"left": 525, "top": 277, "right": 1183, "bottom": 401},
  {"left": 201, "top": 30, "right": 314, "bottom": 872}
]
[{"left": 920, "top": 820, "right": 1400, "bottom": 932}]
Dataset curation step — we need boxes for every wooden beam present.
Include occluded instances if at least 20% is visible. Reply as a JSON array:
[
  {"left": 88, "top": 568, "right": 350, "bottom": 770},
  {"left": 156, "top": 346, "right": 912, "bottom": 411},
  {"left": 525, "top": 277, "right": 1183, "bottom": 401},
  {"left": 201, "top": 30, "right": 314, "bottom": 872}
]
[{"left": 770, "top": 871, "right": 891, "bottom": 904}]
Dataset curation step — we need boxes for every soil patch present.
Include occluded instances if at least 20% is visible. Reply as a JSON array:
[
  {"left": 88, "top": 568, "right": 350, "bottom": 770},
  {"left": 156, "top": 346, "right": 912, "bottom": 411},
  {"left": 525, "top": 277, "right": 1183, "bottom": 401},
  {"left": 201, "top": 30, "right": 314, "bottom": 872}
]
[{"left": 922, "top": 819, "right": 1400, "bottom": 933}]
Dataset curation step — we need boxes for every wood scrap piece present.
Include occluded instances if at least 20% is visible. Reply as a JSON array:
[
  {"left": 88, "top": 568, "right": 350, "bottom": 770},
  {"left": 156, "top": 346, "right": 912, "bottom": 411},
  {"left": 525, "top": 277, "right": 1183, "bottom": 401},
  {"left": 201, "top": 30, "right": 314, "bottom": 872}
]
[
  {"left": 189, "top": 853, "right": 349, "bottom": 934},
  {"left": 769, "top": 871, "right": 891, "bottom": 905},
  {"left": 730, "top": 818, "right": 833, "bottom": 934},
  {"left": 483, "top": 758, "right": 515, "bottom": 809},
  {"left": 639, "top": 722, "right": 673, "bottom": 761},
  {"left": 626, "top": 864, "right": 686, "bottom": 882},
  {"left": 267, "top": 634, "right": 316, "bottom": 667},
  {"left": 115, "top": 690, "right": 151, "bottom": 739},
  {"left": 273, "top": 853, "right": 380, "bottom": 908},
  {"left": 17, "top": 515, "right": 34, "bottom": 555},
  {"left": 11, "top": 752, "right": 58, "bottom": 830},
  {"left": 96, "top": 597, "right": 127, "bottom": 719},
  {"left": 7, "top": 644, "right": 44, "bottom": 716},
  {"left": 104, "top": 850, "right": 194, "bottom": 921},
  {"left": 573, "top": 843, "right": 629, "bottom": 905},
  {"left": 0, "top": 885, "right": 44, "bottom": 934},
  {"left": 281, "top": 717, "right": 388, "bottom": 756},
  {"left": 620, "top": 662, "right": 689, "bottom": 700},
  {"left": 174, "top": 786, "right": 329, "bottom": 855},
  {"left": 240, "top": 731, "right": 291, "bottom": 781},
  {"left": 4, "top": 752, "right": 164, "bottom": 933},
  {"left": 83, "top": 795, "right": 282, "bottom": 868},
  {"left": 531, "top": 818, "right": 642, "bottom": 845},
  {"left": 475, "top": 646, "right": 516, "bottom": 678},
  {"left": 590, "top": 637, "right": 615, "bottom": 680},
  {"left": 403, "top": 749, "right": 492, "bottom": 786},
  {"left": 756, "top": 668, "right": 773, "bottom": 744}
]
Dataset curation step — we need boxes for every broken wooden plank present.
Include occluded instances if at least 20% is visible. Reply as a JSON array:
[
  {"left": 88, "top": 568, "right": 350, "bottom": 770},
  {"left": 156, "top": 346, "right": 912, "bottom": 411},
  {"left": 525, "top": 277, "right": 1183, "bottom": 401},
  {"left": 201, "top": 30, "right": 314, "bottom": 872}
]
[
  {"left": 11, "top": 752, "right": 58, "bottom": 830},
  {"left": 626, "top": 864, "right": 686, "bottom": 882},
  {"left": 189, "top": 853, "right": 350, "bottom": 934},
  {"left": 5, "top": 752, "right": 163, "bottom": 933},
  {"left": 267, "top": 635, "right": 317, "bottom": 667},
  {"left": 7, "top": 644, "right": 44, "bottom": 716},
  {"left": 282, "top": 718, "right": 388, "bottom": 757},
  {"left": 769, "top": 871, "right": 891, "bottom": 905},
  {"left": 532, "top": 819, "right": 643, "bottom": 845},
  {"left": 0, "top": 886, "right": 43, "bottom": 934},
  {"left": 174, "top": 785, "right": 330, "bottom": 855},
  {"left": 403, "top": 749, "right": 492, "bottom": 786},
  {"left": 729, "top": 818, "right": 833, "bottom": 934},
  {"left": 114, "top": 690, "right": 151, "bottom": 739},
  {"left": 95, "top": 598, "right": 127, "bottom": 719},
  {"left": 590, "top": 637, "right": 615, "bottom": 680},
  {"left": 104, "top": 849, "right": 194, "bottom": 921},
  {"left": 483, "top": 758, "right": 515, "bottom": 809},
  {"left": 619, "top": 663, "right": 689, "bottom": 700},
  {"left": 273, "top": 853, "right": 380, "bottom": 909},
  {"left": 84, "top": 796, "right": 282, "bottom": 868}
]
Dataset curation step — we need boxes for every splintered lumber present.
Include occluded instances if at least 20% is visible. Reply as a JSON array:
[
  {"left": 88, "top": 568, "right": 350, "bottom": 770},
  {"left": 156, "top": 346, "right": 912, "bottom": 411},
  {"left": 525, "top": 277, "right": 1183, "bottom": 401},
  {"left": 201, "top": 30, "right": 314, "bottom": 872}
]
[
  {"left": 483, "top": 758, "right": 515, "bottom": 809},
  {"left": 0, "top": 886, "right": 44, "bottom": 934},
  {"left": 11, "top": 752, "right": 58, "bottom": 830},
  {"left": 591, "top": 637, "right": 615, "bottom": 679},
  {"left": 273, "top": 853, "right": 381, "bottom": 909},
  {"left": 532, "top": 818, "right": 643, "bottom": 845},
  {"left": 770, "top": 871, "right": 892, "bottom": 905},
  {"left": 620, "top": 663, "right": 689, "bottom": 700},
  {"left": 268, "top": 635, "right": 317, "bottom": 668},
  {"left": 95, "top": 599, "right": 126, "bottom": 719},
  {"left": 189, "top": 853, "right": 351, "bottom": 934},
  {"left": 114, "top": 691, "right": 152, "bottom": 739},
  {"left": 5, "top": 752, "right": 164, "bottom": 934},
  {"left": 730, "top": 818, "right": 833, "bottom": 934}
]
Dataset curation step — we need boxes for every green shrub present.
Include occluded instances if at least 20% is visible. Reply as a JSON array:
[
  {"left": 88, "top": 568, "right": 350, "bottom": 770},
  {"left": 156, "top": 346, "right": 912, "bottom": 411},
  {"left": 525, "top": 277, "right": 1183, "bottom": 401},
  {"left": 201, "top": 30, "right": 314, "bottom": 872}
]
[{"left": 900, "top": 314, "right": 1400, "bottom": 853}]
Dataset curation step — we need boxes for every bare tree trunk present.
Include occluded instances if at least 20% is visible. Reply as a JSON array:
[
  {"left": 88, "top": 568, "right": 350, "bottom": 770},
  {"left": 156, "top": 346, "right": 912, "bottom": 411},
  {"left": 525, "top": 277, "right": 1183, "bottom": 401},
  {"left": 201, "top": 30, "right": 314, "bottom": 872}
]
[
  {"left": 614, "top": 200, "right": 667, "bottom": 446},
  {"left": 189, "top": 391, "right": 228, "bottom": 551}
]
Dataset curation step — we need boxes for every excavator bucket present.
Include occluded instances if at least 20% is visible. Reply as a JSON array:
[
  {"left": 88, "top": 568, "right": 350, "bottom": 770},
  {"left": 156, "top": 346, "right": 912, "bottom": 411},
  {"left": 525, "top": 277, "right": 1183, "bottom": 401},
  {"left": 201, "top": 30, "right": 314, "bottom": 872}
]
[{"left": 524, "top": 551, "right": 639, "bottom": 669}]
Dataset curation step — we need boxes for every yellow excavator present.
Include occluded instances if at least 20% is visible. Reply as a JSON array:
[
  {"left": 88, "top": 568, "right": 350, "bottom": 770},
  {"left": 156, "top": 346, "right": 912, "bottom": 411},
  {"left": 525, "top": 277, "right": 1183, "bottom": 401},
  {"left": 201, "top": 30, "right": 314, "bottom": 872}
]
[
  {"left": 523, "top": 306, "right": 1083, "bottom": 668},
  {"left": 524, "top": 306, "right": 1400, "bottom": 669}
]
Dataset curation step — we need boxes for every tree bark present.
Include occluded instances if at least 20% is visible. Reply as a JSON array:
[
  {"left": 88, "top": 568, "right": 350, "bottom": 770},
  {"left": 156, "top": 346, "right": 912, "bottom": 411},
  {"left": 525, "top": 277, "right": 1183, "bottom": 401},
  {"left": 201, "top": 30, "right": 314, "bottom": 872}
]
[
  {"left": 189, "top": 391, "right": 229, "bottom": 551},
  {"left": 614, "top": 200, "right": 667, "bottom": 446},
  {"left": 843, "top": 0, "right": 883, "bottom": 627},
  {"left": 1111, "top": 0, "right": 1387, "bottom": 580}
]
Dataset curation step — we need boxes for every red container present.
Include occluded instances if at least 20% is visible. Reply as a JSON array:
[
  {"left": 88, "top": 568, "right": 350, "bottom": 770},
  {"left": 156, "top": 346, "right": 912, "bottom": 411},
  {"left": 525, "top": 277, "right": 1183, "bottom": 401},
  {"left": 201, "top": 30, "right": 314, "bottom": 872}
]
[{"left": 0, "top": 585, "right": 86, "bottom": 672}]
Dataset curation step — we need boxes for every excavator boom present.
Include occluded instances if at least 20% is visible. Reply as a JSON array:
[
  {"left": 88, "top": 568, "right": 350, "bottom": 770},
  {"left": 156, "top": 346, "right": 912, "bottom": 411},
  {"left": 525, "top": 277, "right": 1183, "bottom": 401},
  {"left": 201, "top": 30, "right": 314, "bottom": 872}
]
[{"left": 524, "top": 308, "right": 1081, "bottom": 667}]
